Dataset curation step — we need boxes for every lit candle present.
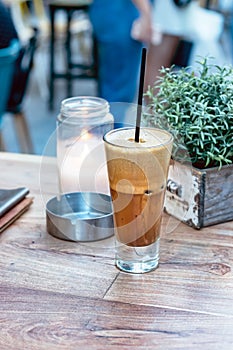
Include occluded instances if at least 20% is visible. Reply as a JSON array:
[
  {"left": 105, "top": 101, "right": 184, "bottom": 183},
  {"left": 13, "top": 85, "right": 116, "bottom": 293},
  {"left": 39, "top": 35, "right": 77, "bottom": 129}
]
[
  {"left": 56, "top": 96, "right": 114, "bottom": 195},
  {"left": 57, "top": 131, "right": 109, "bottom": 194}
]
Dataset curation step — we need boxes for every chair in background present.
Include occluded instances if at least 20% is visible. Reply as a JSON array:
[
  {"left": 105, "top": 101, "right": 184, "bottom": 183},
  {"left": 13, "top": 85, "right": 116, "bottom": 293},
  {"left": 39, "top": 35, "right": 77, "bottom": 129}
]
[
  {"left": 30, "top": 0, "right": 92, "bottom": 57},
  {"left": 11, "top": 0, "right": 93, "bottom": 101},
  {"left": 0, "top": 40, "right": 20, "bottom": 151},
  {"left": 4, "top": 30, "right": 38, "bottom": 153},
  {"left": 47, "top": 1, "right": 97, "bottom": 109}
]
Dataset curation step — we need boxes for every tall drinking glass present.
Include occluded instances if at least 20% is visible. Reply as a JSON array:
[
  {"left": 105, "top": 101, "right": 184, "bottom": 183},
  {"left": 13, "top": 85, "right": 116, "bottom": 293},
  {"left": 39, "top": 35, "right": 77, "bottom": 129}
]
[{"left": 104, "top": 127, "right": 173, "bottom": 273}]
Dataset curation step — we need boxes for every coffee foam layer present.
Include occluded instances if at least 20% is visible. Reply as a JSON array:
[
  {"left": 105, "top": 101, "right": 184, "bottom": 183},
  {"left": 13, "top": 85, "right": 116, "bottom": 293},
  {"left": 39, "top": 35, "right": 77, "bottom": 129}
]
[
  {"left": 104, "top": 128, "right": 173, "bottom": 194},
  {"left": 105, "top": 128, "right": 172, "bottom": 148}
]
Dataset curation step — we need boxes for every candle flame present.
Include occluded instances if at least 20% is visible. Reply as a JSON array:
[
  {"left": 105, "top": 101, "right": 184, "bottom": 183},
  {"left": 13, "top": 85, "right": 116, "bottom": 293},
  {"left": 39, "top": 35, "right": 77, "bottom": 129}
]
[{"left": 80, "top": 129, "right": 92, "bottom": 141}]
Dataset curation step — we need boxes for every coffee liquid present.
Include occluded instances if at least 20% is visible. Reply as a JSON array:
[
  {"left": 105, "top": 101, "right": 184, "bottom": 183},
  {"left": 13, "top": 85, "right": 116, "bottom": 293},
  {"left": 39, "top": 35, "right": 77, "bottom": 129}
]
[{"left": 111, "top": 189, "right": 164, "bottom": 246}]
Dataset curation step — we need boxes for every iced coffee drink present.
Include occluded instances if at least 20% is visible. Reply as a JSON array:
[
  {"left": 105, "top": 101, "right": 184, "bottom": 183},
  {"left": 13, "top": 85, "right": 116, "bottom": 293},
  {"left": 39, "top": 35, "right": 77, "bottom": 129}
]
[{"left": 104, "top": 127, "right": 173, "bottom": 273}]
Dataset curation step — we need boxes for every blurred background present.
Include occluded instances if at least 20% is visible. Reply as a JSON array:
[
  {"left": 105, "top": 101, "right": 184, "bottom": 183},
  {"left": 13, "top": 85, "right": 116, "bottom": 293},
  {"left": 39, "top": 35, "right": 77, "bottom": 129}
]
[{"left": 0, "top": 0, "right": 232, "bottom": 155}]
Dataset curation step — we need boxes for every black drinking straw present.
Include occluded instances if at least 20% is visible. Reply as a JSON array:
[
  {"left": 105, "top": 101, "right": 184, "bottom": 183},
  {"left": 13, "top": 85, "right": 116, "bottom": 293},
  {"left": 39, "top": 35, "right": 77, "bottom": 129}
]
[{"left": 135, "top": 47, "right": 147, "bottom": 143}]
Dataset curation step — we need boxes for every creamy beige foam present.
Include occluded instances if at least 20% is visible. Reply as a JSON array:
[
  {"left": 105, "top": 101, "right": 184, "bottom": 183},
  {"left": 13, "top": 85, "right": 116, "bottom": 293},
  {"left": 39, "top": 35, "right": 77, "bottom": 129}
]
[
  {"left": 105, "top": 128, "right": 172, "bottom": 148},
  {"left": 104, "top": 128, "right": 173, "bottom": 194}
]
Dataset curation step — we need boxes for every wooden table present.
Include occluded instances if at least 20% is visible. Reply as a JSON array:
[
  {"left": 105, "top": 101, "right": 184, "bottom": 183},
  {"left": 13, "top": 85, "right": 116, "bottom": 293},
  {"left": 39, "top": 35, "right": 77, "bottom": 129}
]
[{"left": 1, "top": 151, "right": 233, "bottom": 349}]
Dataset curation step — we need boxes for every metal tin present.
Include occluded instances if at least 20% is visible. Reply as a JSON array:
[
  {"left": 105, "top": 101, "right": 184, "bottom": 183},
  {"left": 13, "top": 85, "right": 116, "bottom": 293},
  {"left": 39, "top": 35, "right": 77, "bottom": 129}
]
[{"left": 46, "top": 192, "right": 114, "bottom": 241}]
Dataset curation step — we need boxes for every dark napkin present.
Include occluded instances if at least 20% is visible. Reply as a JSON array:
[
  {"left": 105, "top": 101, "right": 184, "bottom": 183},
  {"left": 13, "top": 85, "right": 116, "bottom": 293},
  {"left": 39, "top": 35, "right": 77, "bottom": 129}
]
[
  {"left": 0, "top": 187, "right": 29, "bottom": 217},
  {"left": 0, "top": 188, "right": 33, "bottom": 233}
]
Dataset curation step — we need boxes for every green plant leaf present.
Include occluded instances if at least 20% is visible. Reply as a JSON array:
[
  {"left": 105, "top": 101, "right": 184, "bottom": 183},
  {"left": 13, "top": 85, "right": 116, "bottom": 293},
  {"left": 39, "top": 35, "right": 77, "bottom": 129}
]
[{"left": 144, "top": 57, "right": 233, "bottom": 169}]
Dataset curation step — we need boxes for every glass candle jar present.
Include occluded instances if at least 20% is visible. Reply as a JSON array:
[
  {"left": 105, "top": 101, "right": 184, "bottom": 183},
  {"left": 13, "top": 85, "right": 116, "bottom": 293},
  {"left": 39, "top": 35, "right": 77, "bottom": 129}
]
[{"left": 57, "top": 96, "right": 113, "bottom": 194}]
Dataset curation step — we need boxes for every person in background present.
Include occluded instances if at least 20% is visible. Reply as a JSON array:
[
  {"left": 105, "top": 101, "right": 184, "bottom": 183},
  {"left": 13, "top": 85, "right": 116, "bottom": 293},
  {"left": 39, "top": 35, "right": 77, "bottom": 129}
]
[
  {"left": 0, "top": 0, "right": 18, "bottom": 48},
  {"left": 144, "top": 0, "right": 225, "bottom": 90},
  {"left": 89, "top": 0, "right": 153, "bottom": 103},
  {"left": 144, "top": 0, "right": 193, "bottom": 90}
]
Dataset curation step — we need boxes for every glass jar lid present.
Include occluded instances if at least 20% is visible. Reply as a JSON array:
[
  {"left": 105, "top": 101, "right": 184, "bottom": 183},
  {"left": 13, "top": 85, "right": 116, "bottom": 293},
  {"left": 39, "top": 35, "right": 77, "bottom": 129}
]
[{"left": 58, "top": 96, "right": 110, "bottom": 125}]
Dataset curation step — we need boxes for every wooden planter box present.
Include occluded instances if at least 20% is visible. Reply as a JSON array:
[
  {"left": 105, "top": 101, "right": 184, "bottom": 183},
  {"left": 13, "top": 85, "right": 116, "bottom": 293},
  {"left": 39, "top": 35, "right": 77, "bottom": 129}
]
[{"left": 164, "top": 161, "right": 233, "bottom": 229}]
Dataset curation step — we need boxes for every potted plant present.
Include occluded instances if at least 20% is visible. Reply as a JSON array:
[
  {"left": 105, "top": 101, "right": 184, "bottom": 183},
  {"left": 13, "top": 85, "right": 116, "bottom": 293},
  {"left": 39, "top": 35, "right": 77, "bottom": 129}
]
[{"left": 144, "top": 57, "right": 233, "bottom": 229}]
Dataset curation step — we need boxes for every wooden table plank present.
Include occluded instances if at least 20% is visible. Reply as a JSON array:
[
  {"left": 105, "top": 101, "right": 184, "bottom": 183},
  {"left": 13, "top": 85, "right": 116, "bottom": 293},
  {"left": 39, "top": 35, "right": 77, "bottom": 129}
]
[
  {"left": 0, "top": 289, "right": 233, "bottom": 350},
  {"left": 0, "top": 243, "right": 117, "bottom": 298}
]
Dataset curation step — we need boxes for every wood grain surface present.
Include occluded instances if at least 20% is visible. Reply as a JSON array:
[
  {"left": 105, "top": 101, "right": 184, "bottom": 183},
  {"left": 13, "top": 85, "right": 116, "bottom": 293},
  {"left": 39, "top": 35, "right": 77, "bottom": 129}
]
[
  {"left": 204, "top": 164, "right": 233, "bottom": 226},
  {"left": 0, "top": 152, "right": 233, "bottom": 349}
]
